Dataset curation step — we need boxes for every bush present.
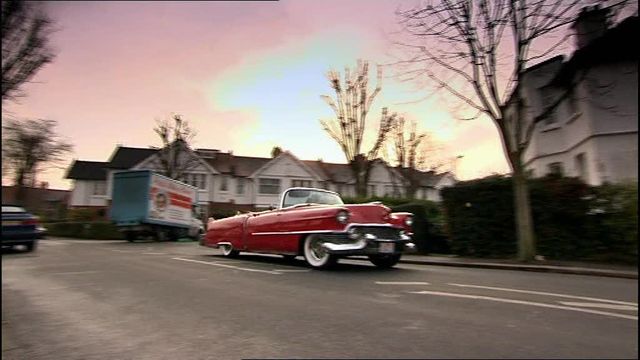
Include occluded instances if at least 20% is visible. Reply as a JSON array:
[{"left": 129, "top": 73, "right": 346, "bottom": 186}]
[
  {"left": 46, "top": 221, "right": 123, "bottom": 240},
  {"left": 441, "top": 175, "right": 638, "bottom": 264}
]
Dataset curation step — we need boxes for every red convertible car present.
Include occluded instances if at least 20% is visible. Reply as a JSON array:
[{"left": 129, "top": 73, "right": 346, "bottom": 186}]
[{"left": 201, "top": 187, "right": 415, "bottom": 269}]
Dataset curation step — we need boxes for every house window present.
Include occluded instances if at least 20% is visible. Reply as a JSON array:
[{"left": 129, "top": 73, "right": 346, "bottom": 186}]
[
  {"left": 185, "top": 174, "right": 206, "bottom": 190},
  {"left": 540, "top": 89, "right": 556, "bottom": 124},
  {"left": 291, "top": 179, "right": 312, "bottom": 188},
  {"left": 93, "top": 181, "right": 106, "bottom": 195},
  {"left": 575, "top": 153, "right": 588, "bottom": 182},
  {"left": 547, "top": 162, "right": 564, "bottom": 176},
  {"left": 219, "top": 175, "right": 228, "bottom": 192},
  {"left": 259, "top": 178, "right": 281, "bottom": 194},
  {"left": 236, "top": 178, "right": 245, "bottom": 195}
]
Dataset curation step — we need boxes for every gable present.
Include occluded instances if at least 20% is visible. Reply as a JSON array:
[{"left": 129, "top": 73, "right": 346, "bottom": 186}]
[{"left": 250, "top": 152, "right": 322, "bottom": 180}]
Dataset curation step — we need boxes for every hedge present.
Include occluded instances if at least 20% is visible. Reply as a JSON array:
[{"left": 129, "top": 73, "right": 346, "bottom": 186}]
[
  {"left": 45, "top": 221, "right": 124, "bottom": 240},
  {"left": 441, "top": 176, "right": 638, "bottom": 263}
]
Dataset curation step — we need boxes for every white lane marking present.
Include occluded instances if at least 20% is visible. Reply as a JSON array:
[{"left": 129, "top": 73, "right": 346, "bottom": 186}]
[
  {"left": 40, "top": 241, "right": 68, "bottom": 245},
  {"left": 172, "top": 257, "right": 282, "bottom": 275},
  {"left": 142, "top": 252, "right": 167, "bottom": 255},
  {"left": 50, "top": 271, "right": 101, "bottom": 275},
  {"left": 449, "top": 283, "right": 638, "bottom": 306},
  {"left": 272, "top": 269, "right": 311, "bottom": 273},
  {"left": 410, "top": 290, "right": 638, "bottom": 321},
  {"left": 376, "top": 281, "right": 431, "bottom": 286},
  {"left": 110, "top": 249, "right": 134, "bottom": 253},
  {"left": 558, "top": 302, "right": 638, "bottom": 311}
]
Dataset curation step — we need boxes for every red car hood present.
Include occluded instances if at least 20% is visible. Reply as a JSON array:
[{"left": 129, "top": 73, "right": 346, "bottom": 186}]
[{"left": 342, "top": 203, "right": 391, "bottom": 224}]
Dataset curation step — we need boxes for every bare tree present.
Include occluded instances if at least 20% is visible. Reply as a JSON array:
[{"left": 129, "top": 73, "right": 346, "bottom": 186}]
[
  {"left": 151, "top": 114, "right": 200, "bottom": 181},
  {"left": 2, "top": 118, "right": 72, "bottom": 203},
  {"left": 2, "top": 0, "right": 56, "bottom": 103},
  {"left": 390, "top": 117, "right": 425, "bottom": 198},
  {"left": 320, "top": 60, "right": 397, "bottom": 197},
  {"left": 394, "top": 0, "right": 632, "bottom": 261},
  {"left": 384, "top": 117, "right": 450, "bottom": 198}
]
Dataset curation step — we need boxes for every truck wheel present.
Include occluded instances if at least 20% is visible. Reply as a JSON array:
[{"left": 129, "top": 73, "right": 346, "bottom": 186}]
[
  {"left": 303, "top": 235, "right": 336, "bottom": 269},
  {"left": 368, "top": 254, "right": 401, "bottom": 269},
  {"left": 124, "top": 231, "right": 137, "bottom": 242},
  {"left": 156, "top": 229, "right": 168, "bottom": 242}
]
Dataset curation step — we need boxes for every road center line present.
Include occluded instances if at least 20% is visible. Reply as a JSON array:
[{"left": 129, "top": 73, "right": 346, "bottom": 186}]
[
  {"left": 376, "top": 281, "right": 431, "bottom": 286},
  {"left": 172, "top": 257, "right": 282, "bottom": 275},
  {"left": 410, "top": 290, "right": 638, "bottom": 321},
  {"left": 50, "top": 271, "right": 101, "bottom": 275},
  {"left": 557, "top": 301, "right": 638, "bottom": 311},
  {"left": 448, "top": 283, "right": 638, "bottom": 306}
]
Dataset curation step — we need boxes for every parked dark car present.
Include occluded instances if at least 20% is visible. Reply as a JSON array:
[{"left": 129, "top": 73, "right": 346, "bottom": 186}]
[{"left": 1, "top": 205, "right": 45, "bottom": 252}]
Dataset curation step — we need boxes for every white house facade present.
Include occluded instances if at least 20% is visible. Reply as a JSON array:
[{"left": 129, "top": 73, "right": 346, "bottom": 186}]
[
  {"left": 66, "top": 144, "right": 456, "bottom": 218},
  {"left": 516, "top": 6, "right": 638, "bottom": 185}
]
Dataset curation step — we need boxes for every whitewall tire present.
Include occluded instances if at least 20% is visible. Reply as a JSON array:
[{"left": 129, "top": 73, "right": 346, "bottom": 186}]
[{"left": 303, "top": 234, "right": 336, "bottom": 269}]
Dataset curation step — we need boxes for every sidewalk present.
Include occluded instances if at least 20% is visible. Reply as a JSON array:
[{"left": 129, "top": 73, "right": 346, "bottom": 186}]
[{"left": 400, "top": 254, "right": 638, "bottom": 279}]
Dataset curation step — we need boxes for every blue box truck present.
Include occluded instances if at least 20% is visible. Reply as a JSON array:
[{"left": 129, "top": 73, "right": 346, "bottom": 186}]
[{"left": 110, "top": 170, "right": 204, "bottom": 241}]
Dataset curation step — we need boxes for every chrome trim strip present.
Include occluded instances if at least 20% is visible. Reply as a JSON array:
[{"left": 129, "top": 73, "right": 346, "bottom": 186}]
[
  {"left": 252, "top": 230, "right": 336, "bottom": 236},
  {"left": 251, "top": 223, "right": 399, "bottom": 236}
]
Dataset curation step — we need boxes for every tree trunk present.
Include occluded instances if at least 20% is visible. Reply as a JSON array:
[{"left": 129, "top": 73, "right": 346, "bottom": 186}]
[{"left": 512, "top": 158, "right": 536, "bottom": 261}]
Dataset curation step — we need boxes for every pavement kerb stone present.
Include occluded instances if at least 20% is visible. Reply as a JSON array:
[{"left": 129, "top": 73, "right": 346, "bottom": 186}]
[{"left": 399, "top": 258, "right": 639, "bottom": 279}]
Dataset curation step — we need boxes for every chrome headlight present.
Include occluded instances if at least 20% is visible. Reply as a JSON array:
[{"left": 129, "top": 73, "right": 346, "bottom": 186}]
[
  {"left": 336, "top": 210, "right": 350, "bottom": 224},
  {"left": 404, "top": 216, "right": 413, "bottom": 227}
]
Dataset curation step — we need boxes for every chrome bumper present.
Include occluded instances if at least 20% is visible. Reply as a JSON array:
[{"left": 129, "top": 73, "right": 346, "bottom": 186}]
[{"left": 320, "top": 233, "right": 415, "bottom": 255}]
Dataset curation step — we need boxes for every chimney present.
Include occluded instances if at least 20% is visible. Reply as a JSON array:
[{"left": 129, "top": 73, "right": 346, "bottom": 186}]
[{"left": 572, "top": 5, "right": 610, "bottom": 49}]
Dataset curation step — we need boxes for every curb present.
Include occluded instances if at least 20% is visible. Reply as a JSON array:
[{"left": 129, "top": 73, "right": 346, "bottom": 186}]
[{"left": 399, "top": 259, "right": 638, "bottom": 279}]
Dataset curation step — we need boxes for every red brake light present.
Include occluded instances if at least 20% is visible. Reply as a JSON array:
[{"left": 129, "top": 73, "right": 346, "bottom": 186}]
[{"left": 22, "top": 218, "right": 38, "bottom": 226}]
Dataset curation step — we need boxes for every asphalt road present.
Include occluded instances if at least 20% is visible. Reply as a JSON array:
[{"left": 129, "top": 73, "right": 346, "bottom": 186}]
[{"left": 2, "top": 239, "right": 638, "bottom": 359}]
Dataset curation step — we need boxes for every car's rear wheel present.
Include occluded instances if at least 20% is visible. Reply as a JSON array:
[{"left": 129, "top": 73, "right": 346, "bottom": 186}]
[
  {"left": 303, "top": 234, "right": 336, "bottom": 269},
  {"left": 368, "top": 253, "right": 401, "bottom": 269},
  {"left": 220, "top": 244, "right": 239, "bottom": 257}
]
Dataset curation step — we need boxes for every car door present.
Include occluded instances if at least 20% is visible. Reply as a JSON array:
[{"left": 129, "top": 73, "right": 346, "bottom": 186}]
[{"left": 245, "top": 209, "right": 284, "bottom": 252}]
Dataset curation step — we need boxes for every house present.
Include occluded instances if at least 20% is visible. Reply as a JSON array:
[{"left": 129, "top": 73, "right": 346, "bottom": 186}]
[
  {"left": 66, "top": 144, "right": 455, "bottom": 218},
  {"left": 515, "top": 6, "right": 638, "bottom": 185}
]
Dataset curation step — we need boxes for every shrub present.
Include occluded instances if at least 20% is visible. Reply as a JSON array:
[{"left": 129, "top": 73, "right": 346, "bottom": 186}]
[
  {"left": 46, "top": 221, "right": 123, "bottom": 240},
  {"left": 441, "top": 175, "right": 638, "bottom": 264}
]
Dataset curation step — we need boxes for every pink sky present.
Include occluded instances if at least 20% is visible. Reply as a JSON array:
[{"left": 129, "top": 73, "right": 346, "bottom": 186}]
[{"left": 3, "top": 0, "right": 532, "bottom": 189}]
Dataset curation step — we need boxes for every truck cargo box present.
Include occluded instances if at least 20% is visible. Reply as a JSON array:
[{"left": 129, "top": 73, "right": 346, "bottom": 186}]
[{"left": 110, "top": 170, "right": 198, "bottom": 229}]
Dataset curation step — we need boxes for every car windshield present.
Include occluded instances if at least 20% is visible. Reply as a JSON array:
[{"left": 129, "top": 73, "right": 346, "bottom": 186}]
[
  {"left": 282, "top": 189, "right": 343, "bottom": 208},
  {"left": 2, "top": 206, "right": 26, "bottom": 213}
]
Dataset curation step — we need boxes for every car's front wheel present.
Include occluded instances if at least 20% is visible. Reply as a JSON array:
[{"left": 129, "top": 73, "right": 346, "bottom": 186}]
[
  {"left": 220, "top": 244, "right": 239, "bottom": 258},
  {"left": 368, "top": 253, "right": 401, "bottom": 269},
  {"left": 25, "top": 241, "right": 37, "bottom": 252},
  {"left": 303, "top": 234, "right": 336, "bottom": 269}
]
